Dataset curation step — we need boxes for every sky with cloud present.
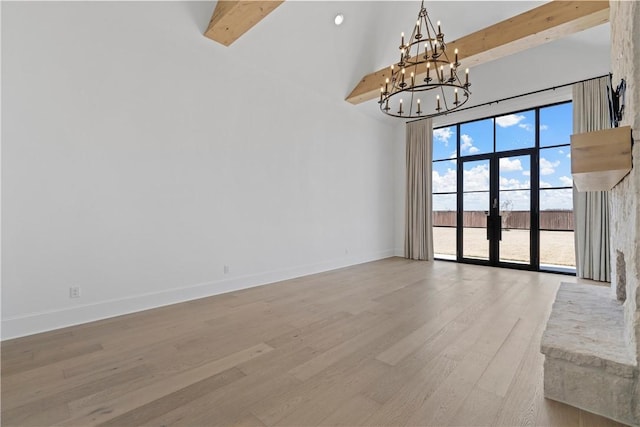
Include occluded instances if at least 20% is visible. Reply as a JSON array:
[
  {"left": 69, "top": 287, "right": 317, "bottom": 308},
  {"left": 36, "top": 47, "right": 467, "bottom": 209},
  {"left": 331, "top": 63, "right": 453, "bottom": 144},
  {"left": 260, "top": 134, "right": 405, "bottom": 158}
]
[{"left": 432, "top": 102, "right": 573, "bottom": 211}]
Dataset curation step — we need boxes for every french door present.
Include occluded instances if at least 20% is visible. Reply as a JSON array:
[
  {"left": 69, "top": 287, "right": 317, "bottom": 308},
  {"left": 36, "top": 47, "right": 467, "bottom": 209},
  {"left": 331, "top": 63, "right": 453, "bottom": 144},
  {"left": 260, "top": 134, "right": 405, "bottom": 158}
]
[{"left": 457, "top": 150, "right": 539, "bottom": 269}]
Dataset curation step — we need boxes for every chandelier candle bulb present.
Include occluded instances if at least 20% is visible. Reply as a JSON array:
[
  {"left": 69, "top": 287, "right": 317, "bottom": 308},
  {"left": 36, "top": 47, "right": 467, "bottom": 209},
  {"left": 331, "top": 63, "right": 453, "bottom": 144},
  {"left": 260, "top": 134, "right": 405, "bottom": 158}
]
[
  {"left": 417, "top": 98, "right": 422, "bottom": 114},
  {"left": 465, "top": 68, "right": 469, "bottom": 86},
  {"left": 437, "top": 20, "right": 441, "bottom": 35},
  {"left": 455, "top": 48, "right": 459, "bottom": 65},
  {"left": 411, "top": 72, "right": 415, "bottom": 87},
  {"left": 436, "top": 94, "right": 441, "bottom": 110},
  {"left": 380, "top": 87, "right": 384, "bottom": 103},
  {"left": 455, "top": 88, "right": 459, "bottom": 104},
  {"left": 385, "top": 77, "right": 389, "bottom": 94},
  {"left": 426, "top": 62, "right": 431, "bottom": 81},
  {"left": 401, "top": 32, "right": 405, "bottom": 47},
  {"left": 399, "top": 99, "right": 403, "bottom": 115},
  {"left": 439, "top": 65, "right": 444, "bottom": 82},
  {"left": 450, "top": 63, "right": 454, "bottom": 81}
]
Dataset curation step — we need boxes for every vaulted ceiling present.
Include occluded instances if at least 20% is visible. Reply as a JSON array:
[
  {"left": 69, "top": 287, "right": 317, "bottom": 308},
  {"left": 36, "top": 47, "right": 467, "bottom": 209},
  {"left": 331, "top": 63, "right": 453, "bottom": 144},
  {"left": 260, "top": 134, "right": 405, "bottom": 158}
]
[{"left": 199, "top": 1, "right": 611, "bottom": 123}]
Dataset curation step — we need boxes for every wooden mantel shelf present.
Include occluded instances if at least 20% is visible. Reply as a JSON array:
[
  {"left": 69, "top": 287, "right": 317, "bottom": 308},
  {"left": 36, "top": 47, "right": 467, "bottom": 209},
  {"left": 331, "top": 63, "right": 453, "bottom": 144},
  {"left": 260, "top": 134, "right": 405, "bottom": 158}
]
[{"left": 571, "top": 126, "right": 632, "bottom": 192}]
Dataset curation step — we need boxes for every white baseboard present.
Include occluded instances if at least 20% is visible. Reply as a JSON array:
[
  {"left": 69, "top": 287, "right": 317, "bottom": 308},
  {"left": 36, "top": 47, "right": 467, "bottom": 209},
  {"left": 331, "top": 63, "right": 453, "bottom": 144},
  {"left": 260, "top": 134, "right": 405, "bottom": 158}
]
[{"left": 1, "top": 249, "right": 396, "bottom": 340}]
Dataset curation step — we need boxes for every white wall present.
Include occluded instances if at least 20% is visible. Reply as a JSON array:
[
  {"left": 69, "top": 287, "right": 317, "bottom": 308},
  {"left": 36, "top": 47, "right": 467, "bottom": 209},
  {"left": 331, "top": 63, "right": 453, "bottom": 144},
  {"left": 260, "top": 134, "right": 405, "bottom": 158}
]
[{"left": 1, "top": 2, "right": 401, "bottom": 339}]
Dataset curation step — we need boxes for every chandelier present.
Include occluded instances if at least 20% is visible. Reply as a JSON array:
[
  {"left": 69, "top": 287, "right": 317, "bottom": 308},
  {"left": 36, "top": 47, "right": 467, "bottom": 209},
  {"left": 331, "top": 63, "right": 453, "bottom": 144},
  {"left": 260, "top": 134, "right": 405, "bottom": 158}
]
[{"left": 380, "top": 0, "right": 471, "bottom": 118}]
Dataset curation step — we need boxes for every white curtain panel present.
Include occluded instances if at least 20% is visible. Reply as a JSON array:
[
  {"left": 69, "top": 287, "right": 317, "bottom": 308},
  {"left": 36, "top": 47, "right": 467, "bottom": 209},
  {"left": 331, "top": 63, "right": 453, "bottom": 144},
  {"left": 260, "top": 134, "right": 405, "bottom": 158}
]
[
  {"left": 405, "top": 119, "right": 434, "bottom": 261},
  {"left": 572, "top": 76, "right": 611, "bottom": 281}
]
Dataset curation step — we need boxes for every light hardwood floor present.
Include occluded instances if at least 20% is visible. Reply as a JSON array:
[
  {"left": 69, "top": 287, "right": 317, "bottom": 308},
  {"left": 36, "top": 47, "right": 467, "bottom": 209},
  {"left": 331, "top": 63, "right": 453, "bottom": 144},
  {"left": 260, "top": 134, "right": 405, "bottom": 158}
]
[{"left": 1, "top": 258, "right": 627, "bottom": 426}]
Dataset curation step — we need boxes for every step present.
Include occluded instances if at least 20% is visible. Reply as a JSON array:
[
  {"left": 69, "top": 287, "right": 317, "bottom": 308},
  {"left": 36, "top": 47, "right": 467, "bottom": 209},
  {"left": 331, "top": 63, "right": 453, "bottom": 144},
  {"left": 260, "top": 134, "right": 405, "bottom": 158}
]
[
  {"left": 542, "top": 282, "right": 636, "bottom": 376},
  {"left": 541, "top": 282, "right": 638, "bottom": 426}
]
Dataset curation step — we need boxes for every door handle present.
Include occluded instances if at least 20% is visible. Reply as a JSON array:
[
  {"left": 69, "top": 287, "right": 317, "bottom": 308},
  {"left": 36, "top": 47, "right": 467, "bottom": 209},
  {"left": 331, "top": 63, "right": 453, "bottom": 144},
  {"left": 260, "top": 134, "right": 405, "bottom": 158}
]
[{"left": 486, "top": 214, "right": 503, "bottom": 241}]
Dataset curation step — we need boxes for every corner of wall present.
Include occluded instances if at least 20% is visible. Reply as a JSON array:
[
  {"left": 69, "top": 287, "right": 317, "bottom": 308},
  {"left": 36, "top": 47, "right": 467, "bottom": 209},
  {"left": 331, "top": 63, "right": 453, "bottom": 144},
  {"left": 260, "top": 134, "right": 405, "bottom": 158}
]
[{"left": 394, "top": 123, "right": 407, "bottom": 257}]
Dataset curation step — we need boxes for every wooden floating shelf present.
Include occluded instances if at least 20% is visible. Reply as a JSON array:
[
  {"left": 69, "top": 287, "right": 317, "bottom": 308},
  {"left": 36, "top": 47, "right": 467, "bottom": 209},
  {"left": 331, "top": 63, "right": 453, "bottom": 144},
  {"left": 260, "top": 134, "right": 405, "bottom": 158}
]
[{"left": 571, "top": 126, "right": 632, "bottom": 192}]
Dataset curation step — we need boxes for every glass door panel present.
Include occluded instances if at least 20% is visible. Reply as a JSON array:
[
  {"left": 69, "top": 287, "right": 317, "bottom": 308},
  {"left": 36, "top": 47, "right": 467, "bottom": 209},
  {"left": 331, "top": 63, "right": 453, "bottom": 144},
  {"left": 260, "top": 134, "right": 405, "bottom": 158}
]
[
  {"left": 462, "top": 159, "right": 490, "bottom": 261},
  {"left": 499, "top": 189, "right": 531, "bottom": 264},
  {"left": 498, "top": 154, "right": 532, "bottom": 265}
]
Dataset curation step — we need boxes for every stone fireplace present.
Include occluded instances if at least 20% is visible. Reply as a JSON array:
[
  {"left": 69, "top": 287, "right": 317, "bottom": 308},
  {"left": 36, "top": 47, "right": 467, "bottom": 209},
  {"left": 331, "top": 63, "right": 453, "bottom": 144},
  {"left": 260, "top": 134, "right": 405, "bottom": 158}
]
[
  {"left": 541, "top": 2, "right": 640, "bottom": 425},
  {"left": 609, "top": 0, "right": 640, "bottom": 410},
  {"left": 616, "top": 250, "right": 627, "bottom": 302}
]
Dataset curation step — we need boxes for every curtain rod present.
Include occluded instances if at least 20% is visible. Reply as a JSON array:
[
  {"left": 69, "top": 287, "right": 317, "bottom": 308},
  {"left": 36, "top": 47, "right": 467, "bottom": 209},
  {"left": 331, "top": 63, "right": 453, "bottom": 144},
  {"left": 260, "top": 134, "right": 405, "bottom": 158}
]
[{"left": 406, "top": 73, "right": 611, "bottom": 124}]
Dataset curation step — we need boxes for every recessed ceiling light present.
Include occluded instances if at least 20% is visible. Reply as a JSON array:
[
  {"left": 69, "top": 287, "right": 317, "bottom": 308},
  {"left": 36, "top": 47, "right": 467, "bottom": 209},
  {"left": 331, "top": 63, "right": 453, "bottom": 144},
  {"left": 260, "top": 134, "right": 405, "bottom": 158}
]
[{"left": 334, "top": 13, "right": 344, "bottom": 26}]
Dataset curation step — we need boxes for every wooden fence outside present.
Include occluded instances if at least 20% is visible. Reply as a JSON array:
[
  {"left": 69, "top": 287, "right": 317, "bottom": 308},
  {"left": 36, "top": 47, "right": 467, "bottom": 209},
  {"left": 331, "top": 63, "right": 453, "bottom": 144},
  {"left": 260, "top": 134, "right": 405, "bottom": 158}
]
[{"left": 433, "top": 210, "right": 574, "bottom": 231}]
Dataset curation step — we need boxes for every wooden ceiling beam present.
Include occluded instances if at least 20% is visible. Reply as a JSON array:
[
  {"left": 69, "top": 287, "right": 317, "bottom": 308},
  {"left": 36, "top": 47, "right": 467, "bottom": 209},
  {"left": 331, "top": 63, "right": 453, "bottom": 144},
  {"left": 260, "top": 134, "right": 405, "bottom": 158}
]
[
  {"left": 205, "top": 1, "right": 284, "bottom": 47},
  {"left": 346, "top": 1, "right": 610, "bottom": 105}
]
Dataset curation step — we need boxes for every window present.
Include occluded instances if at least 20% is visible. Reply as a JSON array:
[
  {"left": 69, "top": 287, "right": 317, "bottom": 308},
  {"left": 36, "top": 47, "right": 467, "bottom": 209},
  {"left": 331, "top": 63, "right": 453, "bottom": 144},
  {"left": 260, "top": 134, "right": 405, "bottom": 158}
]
[
  {"left": 538, "top": 103, "right": 574, "bottom": 270},
  {"left": 496, "top": 110, "right": 535, "bottom": 152},
  {"left": 540, "top": 103, "right": 572, "bottom": 147},
  {"left": 459, "top": 118, "right": 493, "bottom": 155},
  {"left": 432, "top": 101, "right": 575, "bottom": 273},
  {"left": 433, "top": 126, "right": 457, "bottom": 161},
  {"left": 432, "top": 126, "right": 457, "bottom": 259}
]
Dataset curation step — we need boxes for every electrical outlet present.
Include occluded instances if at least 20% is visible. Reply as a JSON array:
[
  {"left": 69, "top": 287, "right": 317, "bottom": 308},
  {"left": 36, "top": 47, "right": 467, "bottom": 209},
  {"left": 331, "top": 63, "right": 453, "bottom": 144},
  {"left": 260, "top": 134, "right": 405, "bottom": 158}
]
[
  {"left": 69, "top": 286, "right": 81, "bottom": 298},
  {"left": 223, "top": 265, "right": 229, "bottom": 274}
]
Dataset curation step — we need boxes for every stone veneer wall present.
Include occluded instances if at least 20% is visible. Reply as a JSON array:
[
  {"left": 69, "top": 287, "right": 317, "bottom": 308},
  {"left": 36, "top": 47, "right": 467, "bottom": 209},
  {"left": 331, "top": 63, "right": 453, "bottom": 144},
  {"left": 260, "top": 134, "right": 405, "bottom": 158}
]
[{"left": 609, "top": 0, "right": 640, "bottom": 361}]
